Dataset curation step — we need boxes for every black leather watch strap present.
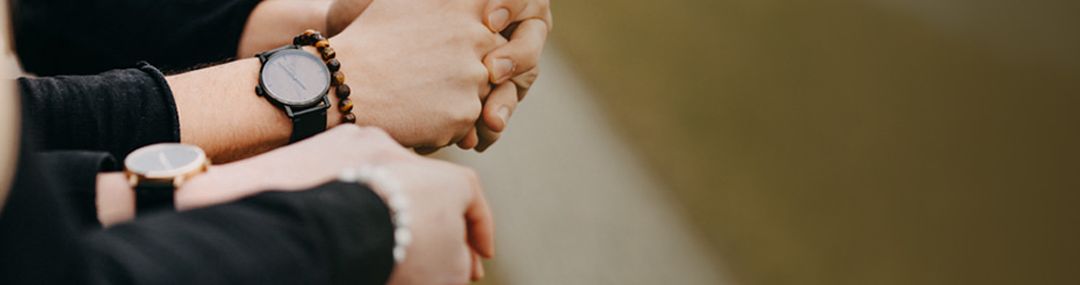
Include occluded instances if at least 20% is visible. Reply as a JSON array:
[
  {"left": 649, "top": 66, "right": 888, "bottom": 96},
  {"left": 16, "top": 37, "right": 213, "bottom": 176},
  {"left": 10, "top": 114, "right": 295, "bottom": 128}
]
[
  {"left": 290, "top": 107, "right": 327, "bottom": 142},
  {"left": 135, "top": 182, "right": 175, "bottom": 216}
]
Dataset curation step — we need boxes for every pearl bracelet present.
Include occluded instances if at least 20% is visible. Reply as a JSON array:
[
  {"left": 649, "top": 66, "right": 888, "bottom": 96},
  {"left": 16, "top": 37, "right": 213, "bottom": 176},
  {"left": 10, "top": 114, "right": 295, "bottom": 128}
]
[{"left": 339, "top": 166, "right": 411, "bottom": 263}]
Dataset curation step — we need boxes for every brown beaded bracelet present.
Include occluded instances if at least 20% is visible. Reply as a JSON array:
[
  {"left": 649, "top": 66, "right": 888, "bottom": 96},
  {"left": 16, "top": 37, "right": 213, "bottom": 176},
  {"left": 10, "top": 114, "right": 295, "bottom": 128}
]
[{"left": 293, "top": 29, "right": 356, "bottom": 124}]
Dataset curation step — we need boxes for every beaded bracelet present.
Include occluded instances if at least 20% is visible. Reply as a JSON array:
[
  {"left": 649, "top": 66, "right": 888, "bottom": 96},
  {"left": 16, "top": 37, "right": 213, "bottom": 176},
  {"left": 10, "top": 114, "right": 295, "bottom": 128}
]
[
  {"left": 340, "top": 166, "right": 412, "bottom": 264},
  {"left": 293, "top": 29, "right": 357, "bottom": 124}
]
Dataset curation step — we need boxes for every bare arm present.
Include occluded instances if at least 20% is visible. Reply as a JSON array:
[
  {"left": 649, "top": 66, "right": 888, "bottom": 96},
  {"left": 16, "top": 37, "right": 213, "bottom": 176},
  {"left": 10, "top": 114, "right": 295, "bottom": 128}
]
[
  {"left": 236, "top": 0, "right": 332, "bottom": 58},
  {"left": 167, "top": 50, "right": 348, "bottom": 162},
  {"left": 162, "top": 0, "right": 500, "bottom": 163}
]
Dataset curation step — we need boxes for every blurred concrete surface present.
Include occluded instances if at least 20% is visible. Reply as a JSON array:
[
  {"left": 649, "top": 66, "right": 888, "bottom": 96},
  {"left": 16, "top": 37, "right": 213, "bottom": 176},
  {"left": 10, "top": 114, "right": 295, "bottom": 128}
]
[{"left": 440, "top": 47, "right": 731, "bottom": 285}]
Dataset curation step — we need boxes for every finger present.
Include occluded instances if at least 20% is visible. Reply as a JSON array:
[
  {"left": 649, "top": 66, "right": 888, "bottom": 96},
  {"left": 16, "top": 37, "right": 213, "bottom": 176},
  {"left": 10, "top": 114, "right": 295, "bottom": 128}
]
[
  {"left": 457, "top": 127, "right": 480, "bottom": 150},
  {"left": 470, "top": 250, "right": 486, "bottom": 281},
  {"left": 475, "top": 123, "right": 501, "bottom": 153},
  {"left": 484, "top": 19, "right": 549, "bottom": 84},
  {"left": 484, "top": 0, "right": 528, "bottom": 33},
  {"left": 475, "top": 83, "right": 518, "bottom": 152},
  {"left": 511, "top": 66, "right": 540, "bottom": 101},
  {"left": 486, "top": 0, "right": 552, "bottom": 31},
  {"left": 464, "top": 174, "right": 495, "bottom": 258},
  {"left": 482, "top": 83, "right": 519, "bottom": 133}
]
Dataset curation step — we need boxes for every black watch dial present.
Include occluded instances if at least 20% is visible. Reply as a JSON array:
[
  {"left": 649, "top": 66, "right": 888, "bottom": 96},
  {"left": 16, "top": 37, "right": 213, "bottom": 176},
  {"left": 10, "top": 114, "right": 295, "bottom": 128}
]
[
  {"left": 260, "top": 49, "right": 331, "bottom": 106},
  {"left": 125, "top": 143, "right": 207, "bottom": 179}
]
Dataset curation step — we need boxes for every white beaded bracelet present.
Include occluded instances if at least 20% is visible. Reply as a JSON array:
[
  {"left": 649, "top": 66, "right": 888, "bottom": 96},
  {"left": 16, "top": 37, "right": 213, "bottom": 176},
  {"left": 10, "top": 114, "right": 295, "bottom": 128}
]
[{"left": 340, "top": 166, "right": 411, "bottom": 264}]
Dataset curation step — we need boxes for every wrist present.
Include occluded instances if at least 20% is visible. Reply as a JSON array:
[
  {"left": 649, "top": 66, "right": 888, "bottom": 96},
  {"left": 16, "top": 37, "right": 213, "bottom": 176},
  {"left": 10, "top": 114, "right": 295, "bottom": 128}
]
[
  {"left": 295, "top": 46, "right": 350, "bottom": 129},
  {"left": 175, "top": 162, "right": 265, "bottom": 211},
  {"left": 96, "top": 172, "right": 135, "bottom": 227}
]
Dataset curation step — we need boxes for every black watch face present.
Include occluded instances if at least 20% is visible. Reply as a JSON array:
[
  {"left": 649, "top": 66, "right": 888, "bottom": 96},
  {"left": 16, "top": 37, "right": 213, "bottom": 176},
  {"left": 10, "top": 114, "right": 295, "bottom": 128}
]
[{"left": 260, "top": 49, "right": 331, "bottom": 106}]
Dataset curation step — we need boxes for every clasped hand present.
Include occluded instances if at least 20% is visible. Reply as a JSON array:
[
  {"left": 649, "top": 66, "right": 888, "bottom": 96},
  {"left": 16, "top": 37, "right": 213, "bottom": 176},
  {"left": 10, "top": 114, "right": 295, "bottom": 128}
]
[
  {"left": 325, "top": 0, "right": 552, "bottom": 153},
  {"left": 184, "top": 1, "right": 551, "bottom": 284}
]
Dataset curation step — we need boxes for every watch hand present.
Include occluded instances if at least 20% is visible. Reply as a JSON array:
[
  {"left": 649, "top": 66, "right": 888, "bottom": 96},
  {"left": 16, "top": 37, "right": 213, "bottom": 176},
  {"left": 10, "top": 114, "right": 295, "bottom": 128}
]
[
  {"left": 157, "top": 153, "right": 174, "bottom": 170},
  {"left": 279, "top": 61, "right": 309, "bottom": 91}
]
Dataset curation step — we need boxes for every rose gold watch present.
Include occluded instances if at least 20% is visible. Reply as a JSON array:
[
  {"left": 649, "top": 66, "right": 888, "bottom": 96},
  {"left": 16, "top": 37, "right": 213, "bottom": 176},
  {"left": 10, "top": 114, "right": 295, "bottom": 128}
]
[{"left": 124, "top": 143, "right": 210, "bottom": 216}]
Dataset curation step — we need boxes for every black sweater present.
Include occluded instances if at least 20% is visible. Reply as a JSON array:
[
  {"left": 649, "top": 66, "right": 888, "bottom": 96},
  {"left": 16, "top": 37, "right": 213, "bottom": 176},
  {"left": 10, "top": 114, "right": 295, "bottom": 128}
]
[
  {"left": 4, "top": 0, "right": 397, "bottom": 283},
  {"left": 7, "top": 62, "right": 396, "bottom": 285},
  {"left": 12, "top": 0, "right": 263, "bottom": 76},
  {"left": 0, "top": 136, "right": 396, "bottom": 284}
]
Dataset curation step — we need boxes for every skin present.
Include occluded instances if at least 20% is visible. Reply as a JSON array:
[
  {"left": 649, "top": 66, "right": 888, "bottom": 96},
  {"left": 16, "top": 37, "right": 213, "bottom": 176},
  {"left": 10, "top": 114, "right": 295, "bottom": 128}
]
[
  {"left": 97, "top": 126, "right": 495, "bottom": 283},
  {"left": 96, "top": 0, "right": 533, "bottom": 282},
  {"left": 322, "top": 0, "right": 554, "bottom": 153},
  {"left": 0, "top": 0, "right": 18, "bottom": 213},
  {"left": 174, "top": 0, "right": 554, "bottom": 160},
  {"left": 0, "top": 83, "right": 16, "bottom": 213},
  {"left": 7, "top": 0, "right": 551, "bottom": 281}
]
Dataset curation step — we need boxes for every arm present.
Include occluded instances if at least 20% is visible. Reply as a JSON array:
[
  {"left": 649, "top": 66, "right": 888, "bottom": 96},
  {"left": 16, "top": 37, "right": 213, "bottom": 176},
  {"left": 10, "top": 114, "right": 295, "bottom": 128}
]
[
  {"left": 18, "top": 63, "right": 181, "bottom": 160},
  {"left": 19, "top": 0, "right": 500, "bottom": 162},
  {"left": 86, "top": 182, "right": 396, "bottom": 285},
  {"left": 92, "top": 125, "right": 497, "bottom": 284}
]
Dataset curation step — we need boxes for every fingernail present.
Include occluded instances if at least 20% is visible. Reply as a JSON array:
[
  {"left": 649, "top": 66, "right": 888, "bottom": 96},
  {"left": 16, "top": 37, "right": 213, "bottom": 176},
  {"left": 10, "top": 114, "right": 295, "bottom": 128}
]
[
  {"left": 492, "top": 58, "right": 515, "bottom": 82},
  {"left": 497, "top": 106, "right": 511, "bottom": 125},
  {"left": 488, "top": 8, "right": 511, "bottom": 32},
  {"left": 476, "top": 259, "right": 486, "bottom": 280}
]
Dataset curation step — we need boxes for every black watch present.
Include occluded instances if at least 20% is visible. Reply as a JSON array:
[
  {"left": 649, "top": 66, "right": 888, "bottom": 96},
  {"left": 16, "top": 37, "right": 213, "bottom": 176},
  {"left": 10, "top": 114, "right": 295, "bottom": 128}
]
[
  {"left": 124, "top": 143, "right": 210, "bottom": 216},
  {"left": 255, "top": 45, "right": 332, "bottom": 142}
]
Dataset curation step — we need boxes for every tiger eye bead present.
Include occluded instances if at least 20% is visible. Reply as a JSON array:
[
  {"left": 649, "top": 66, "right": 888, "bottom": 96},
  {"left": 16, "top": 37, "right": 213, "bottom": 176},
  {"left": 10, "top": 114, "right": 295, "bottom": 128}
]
[
  {"left": 315, "top": 39, "right": 330, "bottom": 49},
  {"left": 303, "top": 29, "right": 318, "bottom": 37},
  {"left": 326, "top": 58, "right": 341, "bottom": 72},
  {"left": 339, "top": 98, "right": 354, "bottom": 113},
  {"left": 320, "top": 47, "right": 336, "bottom": 60},
  {"left": 342, "top": 113, "right": 357, "bottom": 124},
  {"left": 331, "top": 71, "right": 346, "bottom": 86},
  {"left": 335, "top": 84, "right": 351, "bottom": 99}
]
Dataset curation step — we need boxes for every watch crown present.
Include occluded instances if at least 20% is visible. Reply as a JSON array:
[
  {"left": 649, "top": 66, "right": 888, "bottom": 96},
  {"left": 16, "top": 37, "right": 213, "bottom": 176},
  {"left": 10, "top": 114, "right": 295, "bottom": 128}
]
[{"left": 255, "top": 86, "right": 264, "bottom": 96}]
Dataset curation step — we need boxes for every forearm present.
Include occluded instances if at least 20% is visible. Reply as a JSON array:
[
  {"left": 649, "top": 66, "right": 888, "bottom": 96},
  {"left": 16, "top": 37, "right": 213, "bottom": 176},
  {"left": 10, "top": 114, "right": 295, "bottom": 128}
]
[
  {"left": 236, "top": 0, "right": 332, "bottom": 58},
  {"left": 95, "top": 162, "right": 265, "bottom": 227},
  {"left": 86, "top": 182, "right": 395, "bottom": 285},
  {"left": 166, "top": 47, "right": 348, "bottom": 162}
]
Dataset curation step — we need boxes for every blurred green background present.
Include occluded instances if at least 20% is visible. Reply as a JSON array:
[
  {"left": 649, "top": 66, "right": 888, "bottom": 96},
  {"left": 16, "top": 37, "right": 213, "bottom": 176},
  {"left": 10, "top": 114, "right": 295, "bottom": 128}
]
[{"left": 535, "top": 0, "right": 1080, "bottom": 284}]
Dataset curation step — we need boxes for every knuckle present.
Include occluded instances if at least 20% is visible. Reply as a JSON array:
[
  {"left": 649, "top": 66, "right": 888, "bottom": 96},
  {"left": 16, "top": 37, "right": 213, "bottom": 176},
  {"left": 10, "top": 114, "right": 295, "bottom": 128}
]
[
  {"left": 469, "top": 62, "right": 491, "bottom": 84},
  {"left": 512, "top": 68, "right": 540, "bottom": 88}
]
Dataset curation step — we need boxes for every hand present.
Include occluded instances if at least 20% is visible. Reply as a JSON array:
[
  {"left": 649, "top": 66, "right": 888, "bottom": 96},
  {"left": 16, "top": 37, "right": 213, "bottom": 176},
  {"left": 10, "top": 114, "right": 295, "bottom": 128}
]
[
  {"left": 326, "top": 0, "right": 502, "bottom": 149},
  {"left": 365, "top": 152, "right": 495, "bottom": 284},
  {"left": 456, "top": 0, "right": 553, "bottom": 152},
  {"left": 177, "top": 125, "right": 495, "bottom": 283}
]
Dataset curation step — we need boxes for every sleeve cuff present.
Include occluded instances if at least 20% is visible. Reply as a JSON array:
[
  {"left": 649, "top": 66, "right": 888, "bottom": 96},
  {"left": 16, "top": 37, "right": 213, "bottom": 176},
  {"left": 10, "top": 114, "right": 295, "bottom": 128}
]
[
  {"left": 136, "top": 61, "right": 182, "bottom": 143},
  {"left": 31, "top": 151, "right": 118, "bottom": 230}
]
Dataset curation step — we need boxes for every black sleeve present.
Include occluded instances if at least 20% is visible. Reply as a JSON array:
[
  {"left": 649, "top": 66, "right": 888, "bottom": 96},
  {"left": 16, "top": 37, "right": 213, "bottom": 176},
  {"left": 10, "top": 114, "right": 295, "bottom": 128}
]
[
  {"left": 1, "top": 135, "right": 396, "bottom": 285},
  {"left": 18, "top": 62, "right": 181, "bottom": 161},
  {"left": 83, "top": 182, "right": 396, "bottom": 285},
  {"left": 12, "top": 0, "right": 263, "bottom": 76},
  {"left": 31, "top": 151, "right": 119, "bottom": 231}
]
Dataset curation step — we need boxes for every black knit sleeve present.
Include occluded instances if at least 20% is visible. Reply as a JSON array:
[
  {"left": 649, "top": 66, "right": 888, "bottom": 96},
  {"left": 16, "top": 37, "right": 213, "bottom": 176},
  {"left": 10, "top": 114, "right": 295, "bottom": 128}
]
[
  {"left": 31, "top": 151, "right": 119, "bottom": 231},
  {"left": 83, "top": 182, "right": 396, "bottom": 285},
  {"left": 12, "top": 0, "right": 263, "bottom": 76},
  {"left": 18, "top": 62, "right": 181, "bottom": 161}
]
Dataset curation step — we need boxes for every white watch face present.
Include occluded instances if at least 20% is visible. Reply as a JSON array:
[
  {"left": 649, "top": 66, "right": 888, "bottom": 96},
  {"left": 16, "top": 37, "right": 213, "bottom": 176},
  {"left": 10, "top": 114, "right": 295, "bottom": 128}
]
[
  {"left": 260, "top": 49, "right": 331, "bottom": 106},
  {"left": 125, "top": 143, "right": 207, "bottom": 179}
]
